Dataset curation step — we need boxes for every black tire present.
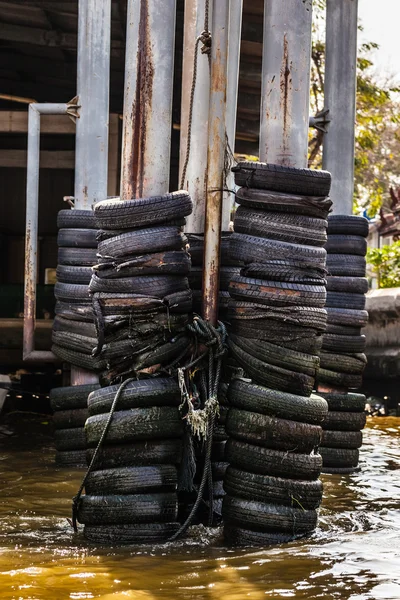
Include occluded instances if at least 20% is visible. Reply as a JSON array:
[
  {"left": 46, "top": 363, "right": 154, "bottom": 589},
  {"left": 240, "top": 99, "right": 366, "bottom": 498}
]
[
  {"left": 319, "top": 351, "right": 367, "bottom": 374},
  {"left": 326, "top": 292, "right": 366, "bottom": 310},
  {"left": 230, "top": 233, "right": 327, "bottom": 268},
  {"left": 97, "top": 226, "right": 187, "bottom": 259},
  {"left": 241, "top": 261, "right": 326, "bottom": 285},
  {"left": 54, "top": 427, "right": 87, "bottom": 451},
  {"left": 224, "top": 467, "right": 323, "bottom": 509},
  {"left": 319, "top": 447, "right": 359, "bottom": 468},
  {"left": 92, "top": 289, "right": 192, "bottom": 316},
  {"left": 56, "top": 265, "right": 93, "bottom": 284},
  {"left": 327, "top": 215, "right": 369, "bottom": 237},
  {"left": 321, "top": 430, "right": 363, "bottom": 449},
  {"left": 317, "top": 368, "right": 363, "bottom": 389},
  {"left": 226, "top": 408, "right": 322, "bottom": 453},
  {"left": 53, "top": 408, "right": 89, "bottom": 429},
  {"left": 53, "top": 316, "right": 97, "bottom": 338},
  {"left": 222, "top": 494, "right": 318, "bottom": 534},
  {"left": 322, "top": 333, "right": 366, "bottom": 353},
  {"left": 326, "top": 254, "right": 366, "bottom": 277},
  {"left": 229, "top": 379, "right": 328, "bottom": 425},
  {"left": 326, "top": 308, "right": 368, "bottom": 328},
  {"left": 228, "top": 321, "right": 323, "bottom": 355},
  {"left": 57, "top": 209, "right": 96, "bottom": 230},
  {"left": 228, "top": 276, "right": 326, "bottom": 308},
  {"left": 224, "top": 525, "right": 307, "bottom": 547},
  {"left": 226, "top": 439, "right": 323, "bottom": 480},
  {"left": 89, "top": 274, "right": 189, "bottom": 297},
  {"left": 54, "top": 282, "right": 90, "bottom": 302},
  {"left": 322, "top": 411, "right": 367, "bottom": 432},
  {"left": 50, "top": 384, "right": 100, "bottom": 411},
  {"left": 57, "top": 228, "right": 98, "bottom": 248},
  {"left": 85, "top": 465, "right": 177, "bottom": 495},
  {"left": 233, "top": 161, "right": 332, "bottom": 197},
  {"left": 52, "top": 344, "right": 106, "bottom": 371},
  {"left": 52, "top": 331, "right": 96, "bottom": 355},
  {"left": 326, "top": 276, "right": 369, "bottom": 294},
  {"left": 317, "top": 392, "right": 366, "bottom": 412},
  {"left": 234, "top": 206, "right": 328, "bottom": 247},
  {"left": 94, "top": 191, "right": 192, "bottom": 229},
  {"left": 322, "top": 466, "right": 361, "bottom": 474},
  {"left": 235, "top": 187, "right": 332, "bottom": 219},
  {"left": 86, "top": 440, "right": 182, "bottom": 469},
  {"left": 229, "top": 334, "right": 320, "bottom": 377},
  {"left": 325, "top": 323, "right": 361, "bottom": 336},
  {"left": 58, "top": 247, "right": 98, "bottom": 266},
  {"left": 228, "top": 302, "right": 327, "bottom": 331},
  {"left": 212, "top": 462, "right": 229, "bottom": 480},
  {"left": 228, "top": 339, "right": 315, "bottom": 396},
  {"left": 83, "top": 522, "right": 180, "bottom": 544},
  {"left": 55, "top": 449, "right": 87, "bottom": 468},
  {"left": 55, "top": 301, "right": 94, "bottom": 322},
  {"left": 93, "top": 251, "right": 191, "bottom": 279},
  {"left": 326, "top": 234, "right": 367, "bottom": 256},
  {"left": 77, "top": 493, "right": 178, "bottom": 525},
  {"left": 87, "top": 378, "right": 180, "bottom": 416},
  {"left": 85, "top": 407, "right": 183, "bottom": 446}
]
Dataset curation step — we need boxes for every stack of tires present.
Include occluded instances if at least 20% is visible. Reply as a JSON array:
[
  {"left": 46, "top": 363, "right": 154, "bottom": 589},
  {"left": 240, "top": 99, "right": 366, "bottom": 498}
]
[
  {"left": 222, "top": 161, "right": 332, "bottom": 546},
  {"left": 77, "top": 378, "right": 184, "bottom": 544},
  {"left": 89, "top": 192, "right": 193, "bottom": 384},
  {"left": 52, "top": 210, "right": 104, "bottom": 372},
  {"left": 50, "top": 384, "right": 99, "bottom": 467},
  {"left": 316, "top": 214, "right": 369, "bottom": 473}
]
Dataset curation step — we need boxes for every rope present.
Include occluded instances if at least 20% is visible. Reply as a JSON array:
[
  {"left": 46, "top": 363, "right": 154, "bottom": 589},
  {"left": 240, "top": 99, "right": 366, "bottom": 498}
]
[{"left": 71, "top": 377, "right": 135, "bottom": 532}]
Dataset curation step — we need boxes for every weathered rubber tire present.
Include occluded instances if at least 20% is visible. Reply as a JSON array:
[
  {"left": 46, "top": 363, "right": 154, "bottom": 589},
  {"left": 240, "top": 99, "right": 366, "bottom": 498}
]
[
  {"left": 228, "top": 321, "right": 323, "bottom": 355},
  {"left": 57, "top": 228, "right": 98, "bottom": 248},
  {"left": 57, "top": 209, "right": 96, "bottom": 229},
  {"left": 85, "top": 407, "right": 183, "bottom": 446},
  {"left": 322, "top": 333, "right": 366, "bottom": 353},
  {"left": 97, "top": 226, "right": 187, "bottom": 259},
  {"left": 86, "top": 440, "right": 182, "bottom": 469},
  {"left": 50, "top": 384, "right": 100, "bottom": 411},
  {"left": 212, "top": 462, "right": 229, "bottom": 480},
  {"left": 241, "top": 260, "right": 326, "bottom": 285},
  {"left": 224, "top": 467, "right": 323, "bottom": 509},
  {"left": 54, "top": 427, "right": 87, "bottom": 451},
  {"left": 326, "top": 291, "right": 366, "bottom": 310},
  {"left": 55, "top": 301, "right": 94, "bottom": 322},
  {"left": 229, "top": 276, "right": 326, "bottom": 308},
  {"left": 325, "top": 323, "right": 361, "bottom": 336},
  {"left": 53, "top": 316, "right": 96, "bottom": 338},
  {"left": 224, "top": 525, "right": 307, "bottom": 547},
  {"left": 235, "top": 187, "right": 332, "bottom": 219},
  {"left": 93, "top": 251, "right": 191, "bottom": 279},
  {"left": 55, "top": 449, "right": 87, "bottom": 468},
  {"left": 322, "top": 411, "right": 367, "bottom": 432},
  {"left": 327, "top": 215, "right": 369, "bottom": 237},
  {"left": 52, "top": 344, "right": 106, "bottom": 371},
  {"left": 234, "top": 206, "right": 328, "bottom": 246},
  {"left": 317, "top": 392, "right": 366, "bottom": 412},
  {"left": 58, "top": 247, "right": 98, "bottom": 266},
  {"left": 83, "top": 522, "right": 180, "bottom": 544},
  {"left": 89, "top": 273, "right": 189, "bottom": 296},
  {"left": 321, "top": 430, "right": 363, "bottom": 449},
  {"left": 226, "top": 439, "right": 323, "bottom": 480},
  {"left": 319, "top": 352, "right": 367, "bottom": 374},
  {"left": 326, "top": 276, "right": 369, "bottom": 294},
  {"left": 325, "top": 234, "right": 367, "bottom": 256},
  {"left": 319, "top": 447, "right": 359, "bottom": 468},
  {"left": 233, "top": 161, "right": 332, "bottom": 197},
  {"left": 87, "top": 378, "right": 180, "bottom": 416},
  {"left": 326, "top": 254, "right": 366, "bottom": 277},
  {"left": 230, "top": 233, "right": 327, "bottom": 267},
  {"left": 94, "top": 191, "right": 192, "bottom": 229},
  {"left": 317, "top": 368, "right": 363, "bottom": 389},
  {"left": 53, "top": 408, "right": 89, "bottom": 429},
  {"left": 229, "top": 380, "right": 328, "bottom": 425},
  {"left": 228, "top": 302, "right": 327, "bottom": 331},
  {"left": 222, "top": 494, "right": 318, "bottom": 534},
  {"left": 77, "top": 493, "right": 178, "bottom": 525},
  {"left": 326, "top": 308, "right": 369, "bottom": 328},
  {"left": 226, "top": 408, "right": 322, "bottom": 453},
  {"left": 85, "top": 465, "right": 177, "bottom": 495},
  {"left": 56, "top": 265, "right": 93, "bottom": 284},
  {"left": 52, "top": 331, "right": 97, "bottom": 355},
  {"left": 322, "top": 466, "right": 361, "bottom": 474},
  {"left": 54, "top": 282, "right": 90, "bottom": 302}
]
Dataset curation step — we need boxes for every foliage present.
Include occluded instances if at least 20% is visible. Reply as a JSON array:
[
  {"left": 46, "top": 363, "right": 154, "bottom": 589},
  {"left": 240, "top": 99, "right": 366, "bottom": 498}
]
[{"left": 367, "top": 241, "right": 400, "bottom": 288}]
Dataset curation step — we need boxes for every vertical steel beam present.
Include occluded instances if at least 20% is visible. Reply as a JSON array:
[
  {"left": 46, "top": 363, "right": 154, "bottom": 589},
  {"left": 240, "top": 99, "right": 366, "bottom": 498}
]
[
  {"left": 180, "top": 0, "right": 211, "bottom": 233},
  {"left": 323, "top": 0, "right": 358, "bottom": 214},
  {"left": 222, "top": 0, "right": 243, "bottom": 231},
  {"left": 259, "top": 0, "right": 313, "bottom": 168},
  {"left": 120, "top": 0, "right": 177, "bottom": 200},
  {"left": 202, "top": 0, "right": 229, "bottom": 324}
]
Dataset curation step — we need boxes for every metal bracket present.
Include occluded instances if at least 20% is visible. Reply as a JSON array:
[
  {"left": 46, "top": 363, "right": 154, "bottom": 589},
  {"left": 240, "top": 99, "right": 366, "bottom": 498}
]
[
  {"left": 309, "top": 108, "right": 330, "bottom": 133},
  {"left": 66, "top": 96, "right": 80, "bottom": 124}
]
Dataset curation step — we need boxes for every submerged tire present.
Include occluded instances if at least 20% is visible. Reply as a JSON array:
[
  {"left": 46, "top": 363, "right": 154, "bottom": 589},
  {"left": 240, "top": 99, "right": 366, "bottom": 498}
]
[
  {"left": 224, "top": 525, "right": 307, "bottom": 547},
  {"left": 84, "top": 522, "right": 180, "bottom": 544},
  {"left": 77, "top": 493, "right": 178, "bottom": 525}
]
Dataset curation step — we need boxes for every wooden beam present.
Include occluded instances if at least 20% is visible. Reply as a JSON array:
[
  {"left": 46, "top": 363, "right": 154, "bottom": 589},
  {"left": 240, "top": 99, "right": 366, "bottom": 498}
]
[
  {"left": 0, "top": 149, "right": 75, "bottom": 169},
  {"left": 0, "top": 111, "right": 75, "bottom": 133}
]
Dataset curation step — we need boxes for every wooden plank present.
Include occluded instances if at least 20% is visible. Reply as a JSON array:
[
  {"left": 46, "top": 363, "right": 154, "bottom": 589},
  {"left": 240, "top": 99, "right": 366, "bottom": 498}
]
[
  {"left": 0, "top": 111, "right": 75, "bottom": 133},
  {"left": 0, "top": 149, "right": 75, "bottom": 169}
]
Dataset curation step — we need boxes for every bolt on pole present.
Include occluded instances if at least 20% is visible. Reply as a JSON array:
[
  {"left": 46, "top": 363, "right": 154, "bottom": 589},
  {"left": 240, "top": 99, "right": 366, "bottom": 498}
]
[
  {"left": 120, "top": 0, "right": 177, "bottom": 200},
  {"left": 259, "top": 0, "right": 313, "bottom": 168},
  {"left": 323, "top": 0, "right": 358, "bottom": 215},
  {"left": 202, "top": 0, "right": 229, "bottom": 325}
]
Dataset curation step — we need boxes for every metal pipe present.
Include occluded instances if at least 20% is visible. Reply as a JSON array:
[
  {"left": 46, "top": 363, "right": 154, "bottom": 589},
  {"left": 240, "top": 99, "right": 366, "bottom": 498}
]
[
  {"left": 202, "top": 0, "right": 229, "bottom": 324},
  {"left": 120, "top": 0, "right": 177, "bottom": 200},
  {"left": 74, "top": 0, "right": 111, "bottom": 208},
  {"left": 259, "top": 0, "right": 313, "bottom": 167},
  {"left": 180, "top": 0, "right": 212, "bottom": 234},
  {"left": 24, "top": 103, "right": 70, "bottom": 363},
  {"left": 222, "top": 0, "right": 243, "bottom": 232},
  {"left": 323, "top": 0, "right": 358, "bottom": 214}
]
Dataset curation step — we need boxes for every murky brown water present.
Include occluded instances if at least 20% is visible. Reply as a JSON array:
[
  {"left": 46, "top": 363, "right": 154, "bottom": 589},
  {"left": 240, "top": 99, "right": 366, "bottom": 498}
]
[{"left": 0, "top": 416, "right": 399, "bottom": 600}]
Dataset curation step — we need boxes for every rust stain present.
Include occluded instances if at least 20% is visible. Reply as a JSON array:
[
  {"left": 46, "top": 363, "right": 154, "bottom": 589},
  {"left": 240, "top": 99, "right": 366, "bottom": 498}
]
[{"left": 280, "top": 33, "right": 292, "bottom": 163}]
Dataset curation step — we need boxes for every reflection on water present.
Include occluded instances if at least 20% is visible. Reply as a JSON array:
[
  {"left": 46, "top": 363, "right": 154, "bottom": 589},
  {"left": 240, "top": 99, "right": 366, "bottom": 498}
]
[{"left": 0, "top": 416, "right": 399, "bottom": 599}]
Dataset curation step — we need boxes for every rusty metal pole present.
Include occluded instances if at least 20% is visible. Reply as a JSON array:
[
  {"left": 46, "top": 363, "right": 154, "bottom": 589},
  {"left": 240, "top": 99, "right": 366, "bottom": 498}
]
[
  {"left": 259, "top": 0, "right": 313, "bottom": 167},
  {"left": 202, "top": 0, "right": 230, "bottom": 324},
  {"left": 323, "top": 0, "right": 358, "bottom": 215},
  {"left": 120, "top": 0, "right": 177, "bottom": 200},
  {"left": 72, "top": 0, "right": 111, "bottom": 385},
  {"left": 180, "top": 0, "right": 212, "bottom": 233}
]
